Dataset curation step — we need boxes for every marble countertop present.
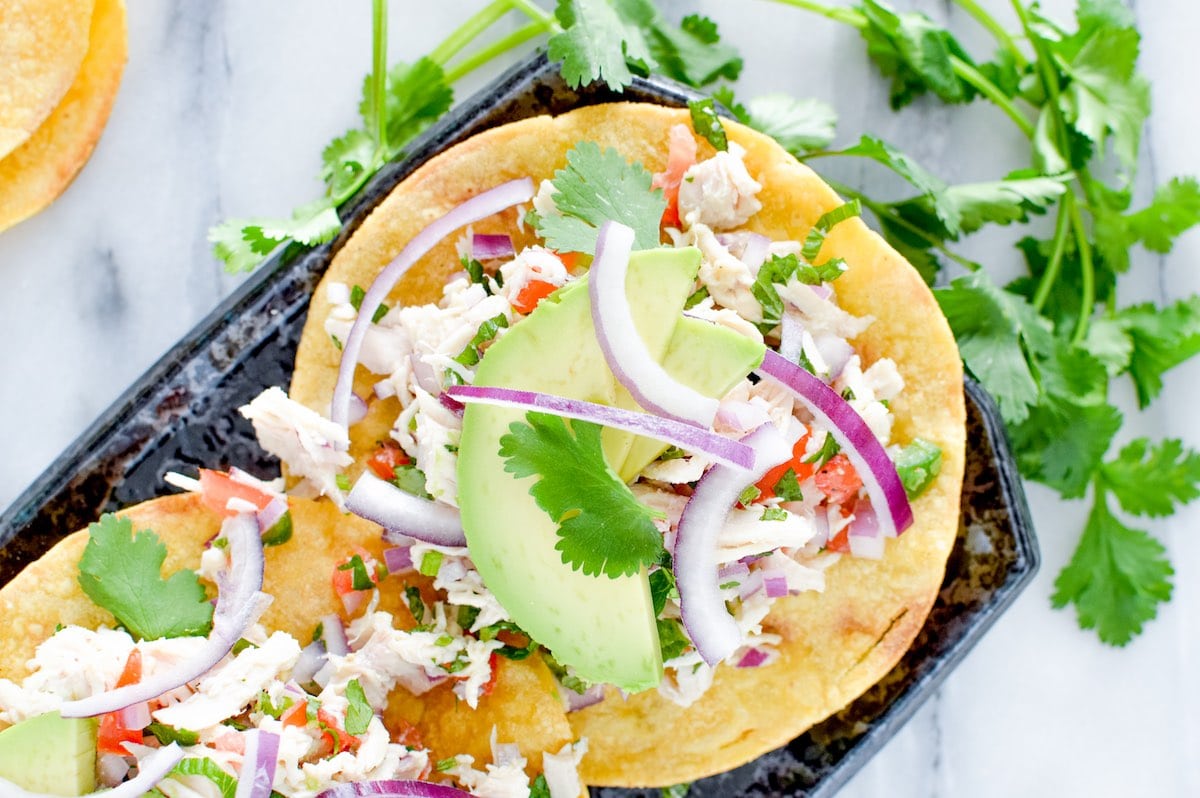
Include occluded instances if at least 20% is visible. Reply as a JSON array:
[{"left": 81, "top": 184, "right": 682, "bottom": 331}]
[{"left": 0, "top": 1, "right": 1195, "bottom": 795}]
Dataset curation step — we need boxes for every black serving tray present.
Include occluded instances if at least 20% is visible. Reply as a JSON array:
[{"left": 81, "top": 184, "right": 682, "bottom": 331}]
[{"left": 0, "top": 52, "right": 1038, "bottom": 797}]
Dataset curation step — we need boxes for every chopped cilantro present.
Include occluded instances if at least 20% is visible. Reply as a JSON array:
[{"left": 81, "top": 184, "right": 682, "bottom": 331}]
[
  {"left": 658, "top": 446, "right": 686, "bottom": 461},
  {"left": 454, "top": 314, "right": 509, "bottom": 367},
  {"left": 687, "top": 97, "right": 727, "bottom": 151},
  {"left": 761, "top": 507, "right": 788, "bottom": 522},
  {"left": 751, "top": 252, "right": 848, "bottom": 331},
  {"left": 77, "top": 515, "right": 213, "bottom": 641},
  {"left": 344, "top": 679, "right": 372, "bottom": 735},
  {"left": 390, "top": 463, "right": 433, "bottom": 499},
  {"left": 656, "top": 618, "right": 691, "bottom": 661},
  {"left": 530, "top": 774, "right": 551, "bottom": 798},
  {"left": 257, "top": 691, "right": 293, "bottom": 720},
  {"left": 350, "top": 284, "right": 389, "bottom": 323},
  {"left": 718, "top": 581, "right": 740, "bottom": 590},
  {"left": 543, "top": 652, "right": 593, "bottom": 695},
  {"left": 661, "top": 784, "right": 692, "bottom": 798},
  {"left": 338, "top": 554, "right": 376, "bottom": 591},
  {"left": 805, "top": 434, "right": 840, "bottom": 468},
  {"left": 231, "top": 638, "right": 256, "bottom": 656},
  {"left": 405, "top": 585, "right": 426, "bottom": 624},
  {"left": 435, "top": 757, "right": 459, "bottom": 774},
  {"left": 649, "top": 565, "right": 677, "bottom": 616},
  {"left": 894, "top": 439, "right": 943, "bottom": 498},
  {"left": 529, "top": 142, "right": 665, "bottom": 255},
  {"left": 773, "top": 468, "right": 804, "bottom": 501},
  {"left": 500, "top": 412, "right": 665, "bottom": 578},
  {"left": 312, "top": 622, "right": 324, "bottom": 644},
  {"left": 801, "top": 200, "right": 861, "bottom": 262},
  {"left": 457, "top": 605, "right": 481, "bottom": 631},
  {"left": 684, "top": 286, "right": 709, "bottom": 309},
  {"left": 330, "top": 334, "right": 343, "bottom": 351},
  {"left": 479, "top": 620, "right": 540, "bottom": 660}
]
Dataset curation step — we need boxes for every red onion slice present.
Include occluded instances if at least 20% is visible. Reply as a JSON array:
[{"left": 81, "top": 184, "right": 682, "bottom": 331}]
[
  {"left": 446, "top": 385, "right": 754, "bottom": 470},
  {"left": 321, "top": 614, "right": 350, "bottom": 656},
  {"left": 346, "top": 472, "right": 467, "bottom": 547},
  {"left": 119, "top": 702, "right": 151, "bottom": 732},
  {"left": 235, "top": 729, "right": 280, "bottom": 798},
  {"left": 471, "top": 233, "right": 515, "bottom": 260},
  {"left": 674, "top": 424, "right": 792, "bottom": 666},
  {"left": 565, "top": 683, "right": 606, "bottom": 712},
  {"left": 293, "top": 641, "right": 328, "bottom": 685},
  {"left": 762, "top": 570, "right": 789, "bottom": 598},
  {"left": 331, "top": 178, "right": 535, "bottom": 427},
  {"left": 589, "top": 221, "right": 719, "bottom": 427},
  {"left": 0, "top": 743, "right": 184, "bottom": 798},
  {"left": 383, "top": 545, "right": 414, "bottom": 573},
  {"left": 59, "top": 515, "right": 268, "bottom": 718},
  {"left": 737, "top": 648, "right": 770, "bottom": 668},
  {"left": 317, "top": 781, "right": 473, "bottom": 798},
  {"left": 756, "top": 350, "right": 913, "bottom": 538},
  {"left": 740, "top": 233, "right": 771, "bottom": 273}
]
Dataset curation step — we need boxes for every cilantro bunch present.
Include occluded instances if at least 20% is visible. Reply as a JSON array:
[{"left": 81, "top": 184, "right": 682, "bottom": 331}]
[{"left": 210, "top": 0, "right": 1200, "bottom": 646}]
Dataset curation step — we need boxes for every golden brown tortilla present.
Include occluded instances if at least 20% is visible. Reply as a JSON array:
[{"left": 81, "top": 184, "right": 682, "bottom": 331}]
[
  {"left": 0, "top": 0, "right": 126, "bottom": 233},
  {"left": 293, "top": 104, "right": 965, "bottom": 786},
  {"left": 0, "top": 0, "right": 96, "bottom": 160},
  {"left": 0, "top": 494, "right": 574, "bottom": 774}
]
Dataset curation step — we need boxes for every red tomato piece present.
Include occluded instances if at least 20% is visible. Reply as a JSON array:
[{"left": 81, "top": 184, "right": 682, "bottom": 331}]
[
  {"left": 281, "top": 700, "right": 308, "bottom": 728},
  {"left": 98, "top": 650, "right": 144, "bottom": 755},
  {"left": 652, "top": 123, "right": 698, "bottom": 230},
  {"left": 198, "top": 469, "right": 273, "bottom": 518},
  {"left": 512, "top": 279, "right": 558, "bottom": 315},
  {"left": 826, "top": 526, "right": 852, "bottom": 554},
  {"left": 317, "top": 708, "right": 359, "bottom": 754},
  {"left": 815, "top": 454, "right": 863, "bottom": 505},
  {"left": 755, "top": 434, "right": 813, "bottom": 501},
  {"left": 367, "top": 441, "right": 410, "bottom": 481}
]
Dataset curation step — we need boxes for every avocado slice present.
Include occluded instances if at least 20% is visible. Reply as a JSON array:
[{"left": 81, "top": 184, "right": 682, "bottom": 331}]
[
  {"left": 0, "top": 712, "right": 98, "bottom": 795},
  {"left": 458, "top": 247, "right": 765, "bottom": 691}
]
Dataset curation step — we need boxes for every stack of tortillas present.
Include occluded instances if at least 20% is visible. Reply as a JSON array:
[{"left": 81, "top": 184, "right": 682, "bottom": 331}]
[{"left": 0, "top": 0, "right": 126, "bottom": 232}]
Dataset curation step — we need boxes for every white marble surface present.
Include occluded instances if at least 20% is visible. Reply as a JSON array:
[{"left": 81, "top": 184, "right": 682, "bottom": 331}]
[{"left": 0, "top": 0, "right": 1196, "bottom": 795}]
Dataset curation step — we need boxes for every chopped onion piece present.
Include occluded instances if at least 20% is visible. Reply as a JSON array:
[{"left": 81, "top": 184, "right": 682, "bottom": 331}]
[
  {"left": 849, "top": 530, "right": 887, "bottom": 560},
  {"left": 446, "top": 385, "right": 755, "bottom": 470},
  {"left": 293, "top": 641, "right": 327, "bottom": 685},
  {"left": 565, "top": 684, "right": 606, "bottom": 712},
  {"left": 589, "top": 221, "right": 720, "bottom": 427},
  {"left": 756, "top": 350, "right": 913, "bottom": 537},
  {"left": 119, "top": 702, "right": 151, "bottom": 731},
  {"left": 235, "top": 729, "right": 280, "bottom": 798},
  {"left": 59, "top": 515, "right": 268, "bottom": 717},
  {"left": 383, "top": 546, "right": 414, "bottom": 573},
  {"left": 347, "top": 472, "right": 467, "bottom": 547},
  {"left": 321, "top": 614, "right": 349, "bottom": 656},
  {"left": 674, "top": 424, "right": 792, "bottom": 666},
  {"left": 348, "top": 393, "right": 368, "bottom": 425},
  {"left": 762, "top": 570, "right": 789, "bottom": 598},
  {"left": 317, "top": 781, "right": 473, "bottom": 798},
  {"left": 737, "top": 648, "right": 770, "bottom": 668},
  {"left": 331, "top": 178, "right": 535, "bottom": 427},
  {"left": 0, "top": 744, "right": 184, "bottom": 798},
  {"left": 740, "top": 233, "right": 770, "bottom": 272},
  {"left": 471, "top": 233, "right": 515, "bottom": 260}
]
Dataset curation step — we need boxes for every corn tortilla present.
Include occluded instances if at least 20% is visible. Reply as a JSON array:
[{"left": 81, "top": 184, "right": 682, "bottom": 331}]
[
  {"left": 289, "top": 102, "right": 965, "bottom": 787},
  {"left": 0, "top": 0, "right": 96, "bottom": 160},
  {"left": 0, "top": 494, "right": 574, "bottom": 775},
  {"left": 0, "top": 0, "right": 126, "bottom": 232}
]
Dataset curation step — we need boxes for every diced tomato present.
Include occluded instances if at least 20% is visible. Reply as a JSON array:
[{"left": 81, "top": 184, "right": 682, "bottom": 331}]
[
  {"left": 754, "top": 434, "right": 814, "bottom": 501},
  {"left": 198, "top": 469, "right": 273, "bottom": 518},
  {"left": 390, "top": 718, "right": 425, "bottom": 750},
  {"left": 826, "top": 526, "right": 851, "bottom": 554},
  {"left": 213, "top": 730, "right": 245, "bottom": 754},
  {"left": 98, "top": 650, "right": 143, "bottom": 755},
  {"left": 652, "top": 124, "right": 698, "bottom": 230},
  {"left": 479, "top": 653, "right": 500, "bottom": 699},
  {"left": 815, "top": 454, "right": 862, "bottom": 505},
  {"left": 512, "top": 279, "right": 559, "bottom": 315},
  {"left": 281, "top": 700, "right": 308, "bottom": 728},
  {"left": 367, "top": 441, "right": 410, "bottom": 481},
  {"left": 316, "top": 708, "right": 359, "bottom": 754},
  {"left": 554, "top": 250, "right": 580, "bottom": 271}
]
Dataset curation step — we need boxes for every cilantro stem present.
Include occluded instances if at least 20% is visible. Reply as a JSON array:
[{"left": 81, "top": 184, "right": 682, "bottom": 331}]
[
  {"left": 1031, "top": 193, "right": 1073, "bottom": 312},
  {"left": 1069, "top": 196, "right": 1096, "bottom": 344},
  {"left": 443, "top": 20, "right": 553, "bottom": 84},
  {"left": 507, "top": 0, "right": 556, "bottom": 26},
  {"left": 827, "top": 180, "right": 980, "bottom": 272},
  {"left": 371, "top": 0, "right": 388, "bottom": 157},
  {"left": 950, "top": 0, "right": 1027, "bottom": 69},
  {"left": 427, "top": 0, "right": 515, "bottom": 67},
  {"left": 949, "top": 56, "right": 1035, "bottom": 138},
  {"left": 763, "top": 0, "right": 867, "bottom": 29}
]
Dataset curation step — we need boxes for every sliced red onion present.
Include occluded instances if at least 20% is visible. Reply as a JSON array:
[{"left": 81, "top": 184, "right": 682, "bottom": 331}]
[
  {"left": 119, "top": 701, "right": 151, "bottom": 731},
  {"left": 256, "top": 497, "right": 288, "bottom": 534},
  {"left": 756, "top": 350, "right": 913, "bottom": 537},
  {"left": 346, "top": 472, "right": 466, "bottom": 547},
  {"left": 814, "top": 333, "right": 853, "bottom": 380},
  {"left": 438, "top": 558, "right": 466, "bottom": 583},
  {"left": 565, "top": 683, "right": 606, "bottom": 712},
  {"left": 737, "top": 570, "right": 764, "bottom": 601},
  {"left": 59, "top": 515, "right": 268, "bottom": 718},
  {"left": 740, "top": 233, "right": 771, "bottom": 273},
  {"left": 737, "top": 648, "right": 769, "bottom": 668},
  {"left": 317, "top": 781, "right": 472, "bottom": 798},
  {"left": 235, "top": 729, "right": 280, "bottom": 798},
  {"left": 491, "top": 742, "right": 522, "bottom": 768},
  {"left": 589, "top": 221, "right": 720, "bottom": 427},
  {"left": 762, "top": 570, "right": 789, "bottom": 598},
  {"left": 446, "top": 385, "right": 755, "bottom": 470},
  {"left": 409, "top": 355, "right": 441, "bottom": 396},
  {"left": 810, "top": 284, "right": 833, "bottom": 301},
  {"left": 437, "top": 392, "right": 465, "bottom": 417},
  {"left": 0, "top": 744, "right": 184, "bottom": 798},
  {"left": 472, "top": 233, "right": 515, "bottom": 260},
  {"left": 293, "top": 641, "right": 328, "bottom": 685},
  {"left": 348, "top": 393, "right": 369, "bottom": 425},
  {"left": 674, "top": 424, "right": 792, "bottom": 666},
  {"left": 383, "top": 546, "right": 414, "bottom": 574},
  {"left": 779, "top": 311, "right": 804, "bottom": 363},
  {"left": 849, "top": 500, "right": 881, "bottom": 538},
  {"left": 321, "top": 614, "right": 349, "bottom": 657},
  {"left": 332, "top": 178, "right": 535, "bottom": 427},
  {"left": 714, "top": 399, "right": 770, "bottom": 435},
  {"left": 717, "top": 561, "right": 749, "bottom": 581}
]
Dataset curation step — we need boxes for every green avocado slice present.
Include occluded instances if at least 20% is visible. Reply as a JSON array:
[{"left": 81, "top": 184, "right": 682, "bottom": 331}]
[
  {"left": 0, "top": 712, "right": 97, "bottom": 796},
  {"left": 458, "top": 246, "right": 764, "bottom": 691}
]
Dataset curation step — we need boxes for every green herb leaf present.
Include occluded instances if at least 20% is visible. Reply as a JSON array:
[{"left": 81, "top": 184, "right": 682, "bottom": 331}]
[
  {"left": 719, "top": 90, "right": 836, "bottom": 156},
  {"left": 1100, "top": 438, "right": 1200, "bottom": 518},
  {"left": 338, "top": 554, "right": 377, "bottom": 591},
  {"left": 1052, "top": 491, "right": 1173, "bottom": 646},
  {"left": 801, "top": 200, "right": 861, "bottom": 262},
  {"left": 549, "top": 0, "right": 654, "bottom": 91},
  {"left": 500, "top": 413, "right": 665, "bottom": 578},
  {"left": 772, "top": 468, "right": 804, "bottom": 502},
  {"left": 656, "top": 617, "right": 691, "bottom": 661},
  {"left": 376, "top": 58, "right": 454, "bottom": 157},
  {"left": 531, "top": 142, "right": 665, "bottom": 254},
  {"left": 146, "top": 723, "right": 199, "bottom": 747},
  {"left": 751, "top": 253, "right": 847, "bottom": 331},
  {"left": 687, "top": 98, "right": 727, "bottom": 151},
  {"left": 454, "top": 314, "right": 509, "bottom": 367},
  {"left": 77, "top": 515, "right": 214, "bottom": 641},
  {"left": 857, "top": 0, "right": 976, "bottom": 109},
  {"left": 649, "top": 565, "right": 677, "bottom": 616},
  {"left": 344, "top": 679, "right": 373, "bottom": 735},
  {"left": 1112, "top": 297, "right": 1200, "bottom": 408},
  {"left": 646, "top": 13, "right": 742, "bottom": 88}
]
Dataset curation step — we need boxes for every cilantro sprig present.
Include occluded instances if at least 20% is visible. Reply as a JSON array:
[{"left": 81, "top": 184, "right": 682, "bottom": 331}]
[{"left": 500, "top": 412, "right": 665, "bottom": 578}]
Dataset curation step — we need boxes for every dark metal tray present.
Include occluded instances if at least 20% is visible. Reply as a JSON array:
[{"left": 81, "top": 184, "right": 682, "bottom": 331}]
[{"left": 0, "top": 52, "right": 1038, "bottom": 797}]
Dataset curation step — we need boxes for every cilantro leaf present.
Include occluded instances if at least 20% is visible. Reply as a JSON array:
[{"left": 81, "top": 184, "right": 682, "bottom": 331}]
[
  {"left": 1126, "top": 177, "right": 1200, "bottom": 254},
  {"left": 1112, "top": 297, "right": 1200, "bottom": 408},
  {"left": 649, "top": 564, "right": 677, "bottom": 616},
  {"left": 751, "top": 253, "right": 846, "bottom": 331},
  {"left": 891, "top": 175, "right": 1068, "bottom": 239},
  {"left": 857, "top": 0, "right": 977, "bottom": 109},
  {"left": 344, "top": 679, "right": 373, "bottom": 735},
  {"left": 645, "top": 13, "right": 742, "bottom": 88},
  {"left": 146, "top": 723, "right": 199, "bottom": 747},
  {"left": 531, "top": 142, "right": 665, "bottom": 254},
  {"left": 1100, "top": 438, "right": 1200, "bottom": 518},
  {"left": 722, "top": 92, "right": 837, "bottom": 156},
  {"left": 549, "top": 0, "right": 654, "bottom": 91},
  {"left": 321, "top": 128, "right": 376, "bottom": 198},
  {"left": 801, "top": 200, "right": 862, "bottom": 262},
  {"left": 77, "top": 515, "right": 214, "bottom": 641},
  {"left": 1010, "top": 395, "right": 1122, "bottom": 498},
  {"left": 1052, "top": 492, "right": 1173, "bottom": 646},
  {"left": 211, "top": 200, "right": 342, "bottom": 275},
  {"left": 656, "top": 618, "right": 691, "bottom": 661},
  {"left": 530, "top": 774, "right": 551, "bottom": 798},
  {"left": 377, "top": 58, "right": 454, "bottom": 156},
  {"left": 934, "top": 272, "right": 1053, "bottom": 424},
  {"left": 687, "top": 98, "right": 727, "bottom": 151},
  {"left": 499, "top": 413, "right": 665, "bottom": 578}
]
